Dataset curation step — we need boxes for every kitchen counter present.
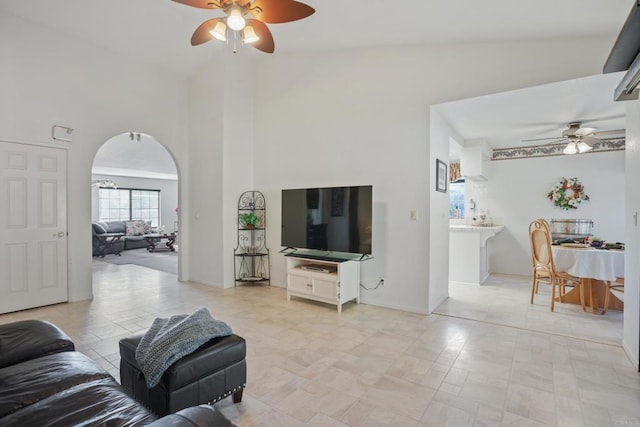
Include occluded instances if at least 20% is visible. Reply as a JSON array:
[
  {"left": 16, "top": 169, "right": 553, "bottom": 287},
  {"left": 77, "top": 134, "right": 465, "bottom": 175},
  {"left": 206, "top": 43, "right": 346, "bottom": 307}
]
[{"left": 449, "top": 224, "right": 504, "bottom": 285}]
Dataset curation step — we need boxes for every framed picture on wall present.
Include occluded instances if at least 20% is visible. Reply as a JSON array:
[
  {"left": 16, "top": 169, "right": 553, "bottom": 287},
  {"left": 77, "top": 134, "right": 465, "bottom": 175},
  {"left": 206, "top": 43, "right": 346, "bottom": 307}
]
[{"left": 436, "top": 159, "right": 447, "bottom": 193}]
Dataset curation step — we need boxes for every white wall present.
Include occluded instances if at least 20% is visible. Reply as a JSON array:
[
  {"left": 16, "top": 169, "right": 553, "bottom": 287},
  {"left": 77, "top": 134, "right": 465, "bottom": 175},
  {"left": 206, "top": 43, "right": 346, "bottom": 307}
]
[
  {"left": 253, "top": 37, "right": 618, "bottom": 314},
  {"left": 186, "top": 55, "right": 255, "bottom": 288},
  {"left": 187, "top": 64, "right": 226, "bottom": 286},
  {"left": 0, "top": 12, "right": 190, "bottom": 301},
  {"left": 464, "top": 151, "right": 625, "bottom": 276},
  {"left": 222, "top": 57, "right": 255, "bottom": 287},
  {"left": 90, "top": 174, "right": 178, "bottom": 230},
  {"left": 624, "top": 100, "right": 640, "bottom": 369},
  {"left": 429, "top": 110, "right": 465, "bottom": 312}
]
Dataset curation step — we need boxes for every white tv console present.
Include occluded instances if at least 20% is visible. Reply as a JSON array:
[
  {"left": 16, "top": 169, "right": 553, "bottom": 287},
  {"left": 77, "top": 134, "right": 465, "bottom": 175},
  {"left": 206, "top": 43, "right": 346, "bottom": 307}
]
[{"left": 285, "top": 255, "right": 360, "bottom": 312}]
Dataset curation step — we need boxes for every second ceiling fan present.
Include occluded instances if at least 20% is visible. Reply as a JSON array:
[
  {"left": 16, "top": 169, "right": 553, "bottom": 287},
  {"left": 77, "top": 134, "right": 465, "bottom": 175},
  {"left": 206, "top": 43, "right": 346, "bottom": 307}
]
[
  {"left": 523, "top": 122, "right": 625, "bottom": 155},
  {"left": 172, "top": 0, "right": 315, "bottom": 54}
]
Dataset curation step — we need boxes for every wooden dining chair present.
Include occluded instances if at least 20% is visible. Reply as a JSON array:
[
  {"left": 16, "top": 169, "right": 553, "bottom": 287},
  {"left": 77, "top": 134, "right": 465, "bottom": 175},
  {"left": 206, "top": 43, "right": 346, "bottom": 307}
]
[
  {"left": 602, "top": 277, "right": 624, "bottom": 315},
  {"left": 529, "top": 219, "right": 584, "bottom": 312}
]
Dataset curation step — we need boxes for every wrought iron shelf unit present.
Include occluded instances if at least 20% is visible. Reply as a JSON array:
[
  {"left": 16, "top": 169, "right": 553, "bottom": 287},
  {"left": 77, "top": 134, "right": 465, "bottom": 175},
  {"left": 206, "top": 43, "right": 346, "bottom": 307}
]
[{"left": 234, "top": 191, "right": 270, "bottom": 286}]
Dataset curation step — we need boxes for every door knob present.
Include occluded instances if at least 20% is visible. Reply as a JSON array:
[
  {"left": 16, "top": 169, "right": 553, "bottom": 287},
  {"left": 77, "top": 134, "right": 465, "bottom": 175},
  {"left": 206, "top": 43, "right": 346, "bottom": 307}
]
[{"left": 56, "top": 231, "right": 66, "bottom": 237}]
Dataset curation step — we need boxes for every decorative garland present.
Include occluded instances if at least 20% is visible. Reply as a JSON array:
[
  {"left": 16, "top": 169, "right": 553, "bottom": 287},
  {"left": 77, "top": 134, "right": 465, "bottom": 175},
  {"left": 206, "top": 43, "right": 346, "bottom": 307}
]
[{"left": 547, "top": 177, "right": 589, "bottom": 210}]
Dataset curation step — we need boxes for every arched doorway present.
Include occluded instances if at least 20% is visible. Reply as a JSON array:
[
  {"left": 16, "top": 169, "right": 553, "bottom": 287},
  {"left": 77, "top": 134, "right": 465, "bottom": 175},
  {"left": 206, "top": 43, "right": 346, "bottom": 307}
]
[{"left": 90, "top": 132, "right": 180, "bottom": 276}]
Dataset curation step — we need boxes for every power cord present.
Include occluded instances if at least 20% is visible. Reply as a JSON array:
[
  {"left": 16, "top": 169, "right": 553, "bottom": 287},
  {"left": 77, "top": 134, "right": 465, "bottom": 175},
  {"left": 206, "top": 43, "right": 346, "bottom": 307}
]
[{"left": 360, "top": 279, "right": 384, "bottom": 290}]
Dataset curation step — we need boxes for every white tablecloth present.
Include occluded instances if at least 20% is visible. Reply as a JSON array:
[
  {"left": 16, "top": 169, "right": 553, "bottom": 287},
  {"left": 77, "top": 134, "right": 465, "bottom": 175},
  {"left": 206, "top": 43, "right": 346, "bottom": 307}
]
[{"left": 552, "top": 246, "right": 624, "bottom": 281}]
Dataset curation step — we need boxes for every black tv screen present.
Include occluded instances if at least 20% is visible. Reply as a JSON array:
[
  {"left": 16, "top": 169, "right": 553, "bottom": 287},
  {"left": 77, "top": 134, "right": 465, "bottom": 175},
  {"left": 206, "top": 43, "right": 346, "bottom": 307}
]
[{"left": 281, "top": 186, "right": 373, "bottom": 255}]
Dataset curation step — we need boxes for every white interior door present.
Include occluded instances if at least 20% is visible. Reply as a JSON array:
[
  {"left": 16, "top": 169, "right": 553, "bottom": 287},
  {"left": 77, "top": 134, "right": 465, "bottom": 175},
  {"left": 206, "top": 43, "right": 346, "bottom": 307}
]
[{"left": 0, "top": 141, "right": 68, "bottom": 314}]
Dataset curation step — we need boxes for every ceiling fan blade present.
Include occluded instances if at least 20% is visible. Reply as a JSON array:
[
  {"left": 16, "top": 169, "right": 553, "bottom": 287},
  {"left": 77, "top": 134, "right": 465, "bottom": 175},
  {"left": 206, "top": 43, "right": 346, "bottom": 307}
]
[
  {"left": 172, "top": 0, "right": 222, "bottom": 10},
  {"left": 574, "top": 127, "right": 597, "bottom": 137},
  {"left": 250, "top": 0, "right": 315, "bottom": 23},
  {"left": 522, "top": 137, "right": 565, "bottom": 142},
  {"left": 544, "top": 138, "right": 567, "bottom": 145},
  {"left": 593, "top": 129, "right": 625, "bottom": 137},
  {"left": 248, "top": 19, "right": 275, "bottom": 53},
  {"left": 191, "top": 18, "right": 223, "bottom": 46}
]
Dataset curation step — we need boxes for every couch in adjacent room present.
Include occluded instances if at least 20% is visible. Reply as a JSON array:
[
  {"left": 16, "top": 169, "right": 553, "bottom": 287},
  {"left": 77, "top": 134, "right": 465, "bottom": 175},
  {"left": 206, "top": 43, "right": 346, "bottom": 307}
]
[
  {"left": 0, "top": 319, "right": 233, "bottom": 426},
  {"left": 92, "top": 220, "right": 151, "bottom": 256}
]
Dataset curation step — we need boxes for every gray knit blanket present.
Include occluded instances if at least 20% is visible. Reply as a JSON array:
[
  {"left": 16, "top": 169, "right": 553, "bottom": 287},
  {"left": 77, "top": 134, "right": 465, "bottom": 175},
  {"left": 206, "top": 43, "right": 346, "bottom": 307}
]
[{"left": 135, "top": 307, "right": 232, "bottom": 388}]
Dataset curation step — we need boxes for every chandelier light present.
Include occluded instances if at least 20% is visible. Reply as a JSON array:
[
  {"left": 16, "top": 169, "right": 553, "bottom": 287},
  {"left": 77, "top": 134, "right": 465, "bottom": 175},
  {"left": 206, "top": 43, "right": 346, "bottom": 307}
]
[
  {"left": 242, "top": 25, "right": 259, "bottom": 44},
  {"left": 210, "top": 21, "right": 227, "bottom": 41},
  {"left": 226, "top": 7, "right": 246, "bottom": 31},
  {"left": 563, "top": 141, "right": 578, "bottom": 155},
  {"left": 563, "top": 139, "right": 593, "bottom": 155},
  {"left": 576, "top": 141, "right": 593, "bottom": 153}
]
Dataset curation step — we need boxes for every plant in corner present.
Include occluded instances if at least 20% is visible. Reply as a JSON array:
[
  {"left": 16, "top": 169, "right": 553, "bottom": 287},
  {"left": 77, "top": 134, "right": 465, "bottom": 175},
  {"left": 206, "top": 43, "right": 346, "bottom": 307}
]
[{"left": 239, "top": 212, "right": 260, "bottom": 229}]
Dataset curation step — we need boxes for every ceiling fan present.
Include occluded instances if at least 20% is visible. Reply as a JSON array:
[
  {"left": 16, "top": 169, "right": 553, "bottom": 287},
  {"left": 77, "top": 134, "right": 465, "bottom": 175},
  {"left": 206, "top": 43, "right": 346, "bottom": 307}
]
[
  {"left": 523, "top": 122, "right": 625, "bottom": 155},
  {"left": 172, "top": 0, "right": 315, "bottom": 54}
]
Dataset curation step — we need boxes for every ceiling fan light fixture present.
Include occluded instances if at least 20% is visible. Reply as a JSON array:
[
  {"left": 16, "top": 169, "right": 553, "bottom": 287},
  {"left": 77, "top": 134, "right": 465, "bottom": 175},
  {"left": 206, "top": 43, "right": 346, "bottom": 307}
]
[
  {"left": 563, "top": 141, "right": 578, "bottom": 155},
  {"left": 577, "top": 141, "right": 593, "bottom": 153},
  {"left": 210, "top": 21, "right": 227, "bottom": 41},
  {"left": 242, "top": 25, "right": 259, "bottom": 44},
  {"left": 227, "top": 7, "right": 246, "bottom": 31}
]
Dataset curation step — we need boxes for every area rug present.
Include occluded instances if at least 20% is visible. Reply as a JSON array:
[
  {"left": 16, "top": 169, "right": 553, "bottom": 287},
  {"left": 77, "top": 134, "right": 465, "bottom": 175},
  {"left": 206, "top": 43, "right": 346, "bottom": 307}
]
[{"left": 97, "top": 248, "right": 178, "bottom": 275}]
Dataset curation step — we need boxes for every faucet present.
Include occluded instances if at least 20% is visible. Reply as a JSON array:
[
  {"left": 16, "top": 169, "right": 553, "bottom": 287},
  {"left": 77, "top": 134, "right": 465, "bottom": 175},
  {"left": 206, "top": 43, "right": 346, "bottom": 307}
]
[{"left": 469, "top": 199, "right": 476, "bottom": 211}]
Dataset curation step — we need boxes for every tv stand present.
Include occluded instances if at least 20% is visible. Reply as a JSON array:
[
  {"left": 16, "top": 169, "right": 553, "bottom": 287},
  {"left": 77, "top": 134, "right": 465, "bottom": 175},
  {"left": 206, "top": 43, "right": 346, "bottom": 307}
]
[{"left": 285, "top": 255, "right": 360, "bottom": 312}]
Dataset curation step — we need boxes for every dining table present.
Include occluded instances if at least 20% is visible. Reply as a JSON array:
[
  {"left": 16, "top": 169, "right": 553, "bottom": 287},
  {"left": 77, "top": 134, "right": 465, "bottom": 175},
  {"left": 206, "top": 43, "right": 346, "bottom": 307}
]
[{"left": 551, "top": 245, "right": 624, "bottom": 312}]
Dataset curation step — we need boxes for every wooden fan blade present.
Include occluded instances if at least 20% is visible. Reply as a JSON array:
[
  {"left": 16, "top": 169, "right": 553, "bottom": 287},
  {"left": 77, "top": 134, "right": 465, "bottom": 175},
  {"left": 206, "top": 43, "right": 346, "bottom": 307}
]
[
  {"left": 250, "top": 0, "right": 315, "bottom": 23},
  {"left": 172, "top": 0, "right": 222, "bottom": 10},
  {"left": 248, "top": 19, "right": 275, "bottom": 53},
  {"left": 191, "top": 18, "right": 223, "bottom": 46}
]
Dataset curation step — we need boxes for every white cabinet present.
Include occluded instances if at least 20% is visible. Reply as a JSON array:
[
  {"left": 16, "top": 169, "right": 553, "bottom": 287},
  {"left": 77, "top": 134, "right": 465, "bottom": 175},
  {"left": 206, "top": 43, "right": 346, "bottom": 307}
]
[
  {"left": 460, "top": 143, "right": 491, "bottom": 181},
  {"left": 449, "top": 225, "right": 504, "bottom": 285},
  {"left": 286, "top": 256, "right": 360, "bottom": 312}
]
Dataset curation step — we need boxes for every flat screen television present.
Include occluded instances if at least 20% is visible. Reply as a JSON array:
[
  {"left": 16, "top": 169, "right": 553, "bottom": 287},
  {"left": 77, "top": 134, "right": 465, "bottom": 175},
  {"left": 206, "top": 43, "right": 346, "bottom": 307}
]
[{"left": 281, "top": 185, "right": 373, "bottom": 255}]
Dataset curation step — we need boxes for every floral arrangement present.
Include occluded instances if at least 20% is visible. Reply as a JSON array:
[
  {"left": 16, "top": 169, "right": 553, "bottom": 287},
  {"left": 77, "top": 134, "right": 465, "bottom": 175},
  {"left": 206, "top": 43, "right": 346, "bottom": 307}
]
[{"left": 547, "top": 177, "right": 589, "bottom": 210}]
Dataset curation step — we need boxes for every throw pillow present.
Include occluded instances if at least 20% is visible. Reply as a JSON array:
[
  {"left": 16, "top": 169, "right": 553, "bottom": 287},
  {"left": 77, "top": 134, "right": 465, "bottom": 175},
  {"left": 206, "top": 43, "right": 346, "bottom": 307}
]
[
  {"left": 126, "top": 221, "right": 145, "bottom": 236},
  {"left": 143, "top": 220, "right": 152, "bottom": 234},
  {"left": 93, "top": 222, "right": 109, "bottom": 234}
]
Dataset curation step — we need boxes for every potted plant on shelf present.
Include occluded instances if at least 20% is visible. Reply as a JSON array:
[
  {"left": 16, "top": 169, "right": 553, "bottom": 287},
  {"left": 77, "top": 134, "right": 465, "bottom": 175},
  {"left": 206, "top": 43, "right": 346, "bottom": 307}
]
[{"left": 239, "top": 212, "right": 260, "bottom": 229}]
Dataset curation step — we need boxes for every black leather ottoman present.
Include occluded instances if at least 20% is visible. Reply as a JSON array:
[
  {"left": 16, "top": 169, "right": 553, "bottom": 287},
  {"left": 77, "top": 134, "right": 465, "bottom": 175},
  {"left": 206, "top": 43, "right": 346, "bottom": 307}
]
[{"left": 119, "top": 333, "right": 246, "bottom": 417}]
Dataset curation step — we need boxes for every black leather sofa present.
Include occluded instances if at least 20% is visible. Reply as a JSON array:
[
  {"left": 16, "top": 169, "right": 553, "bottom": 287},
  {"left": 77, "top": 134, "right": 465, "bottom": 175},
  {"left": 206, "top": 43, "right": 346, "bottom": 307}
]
[
  {"left": 0, "top": 320, "right": 233, "bottom": 426},
  {"left": 92, "top": 220, "right": 149, "bottom": 256}
]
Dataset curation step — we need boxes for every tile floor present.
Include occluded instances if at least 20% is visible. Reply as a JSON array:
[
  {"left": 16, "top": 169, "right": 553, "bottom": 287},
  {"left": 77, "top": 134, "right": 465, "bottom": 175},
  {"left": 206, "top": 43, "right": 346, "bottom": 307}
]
[
  {"left": 435, "top": 274, "right": 624, "bottom": 346},
  {"left": 0, "top": 263, "right": 638, "bottom": 426}
]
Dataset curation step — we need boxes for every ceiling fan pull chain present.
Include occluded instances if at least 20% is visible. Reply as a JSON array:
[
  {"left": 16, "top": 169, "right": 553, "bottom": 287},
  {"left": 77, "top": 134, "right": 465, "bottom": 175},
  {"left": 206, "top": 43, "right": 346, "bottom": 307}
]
[{"left": 233, "top": 30, "right": 238, "bottom": 54}]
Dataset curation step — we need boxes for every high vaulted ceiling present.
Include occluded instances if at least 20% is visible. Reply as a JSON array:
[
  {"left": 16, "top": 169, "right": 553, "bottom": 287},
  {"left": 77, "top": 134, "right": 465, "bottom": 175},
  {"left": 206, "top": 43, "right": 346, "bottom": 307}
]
[{"left": 0, "top": 0, "right": 633, "bottom": 77}]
